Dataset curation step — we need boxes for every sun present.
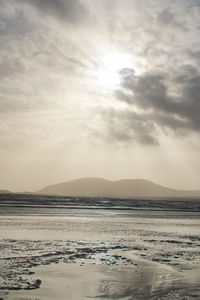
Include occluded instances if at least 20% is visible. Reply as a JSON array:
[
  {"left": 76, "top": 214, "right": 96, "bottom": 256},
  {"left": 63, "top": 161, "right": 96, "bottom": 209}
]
[{"left": 97, "top": 51, "right": 134, "bottom": 90}]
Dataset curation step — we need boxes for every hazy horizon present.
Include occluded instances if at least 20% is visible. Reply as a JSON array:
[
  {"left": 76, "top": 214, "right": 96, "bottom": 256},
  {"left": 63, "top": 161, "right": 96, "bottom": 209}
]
[
  {"left": 2, "top": 176, "right": 200, "bottom": 194},
  {"left": 1, "top": 0, "right": 200, "bottom": 192}
]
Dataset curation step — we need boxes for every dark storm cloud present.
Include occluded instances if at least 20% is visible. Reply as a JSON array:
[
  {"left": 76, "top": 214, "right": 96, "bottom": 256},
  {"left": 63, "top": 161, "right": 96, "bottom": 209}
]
[
  {"left": 174, "top": 65, "right": 199, "bottom": 83},
  {"left": 103, "top": 65, "right": 200, "bottom": 146},
  {"left": 21, "top": 0, "right": 88, "bottom": 23}
]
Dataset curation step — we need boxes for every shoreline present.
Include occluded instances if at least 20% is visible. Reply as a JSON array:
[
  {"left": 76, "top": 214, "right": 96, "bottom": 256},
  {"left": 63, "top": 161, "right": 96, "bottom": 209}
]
[{"left": 1, "top": 205, "right": 200, "bottom": 299}]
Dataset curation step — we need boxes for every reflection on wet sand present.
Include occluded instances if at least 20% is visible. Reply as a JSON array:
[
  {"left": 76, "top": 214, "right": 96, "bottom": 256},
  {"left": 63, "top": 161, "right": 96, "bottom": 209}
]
[
  {"left": 0, "top": 204, "right": 200, "bottom": 300},
  {"left": 7, "top": 259, "right": 200, "bottom": 300}
]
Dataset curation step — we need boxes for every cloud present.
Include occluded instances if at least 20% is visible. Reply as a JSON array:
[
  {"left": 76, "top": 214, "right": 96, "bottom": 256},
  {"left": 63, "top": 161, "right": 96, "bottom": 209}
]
[
  {"left": 187, "top": 49, "right": 200, "bottom": 64},
  {"left": 21, "top": 0, "right": 89, "bottom": 24},
  {"left": 100, "top": 64, "right": 200, "bottom": 146},
  {"left": 100, "top": 109, "right": 159, "bottom": 146},
  {"left": 157, "top": 8, "right": 187, "bottom": 30},
  {"left": 0, "top": 9, "right": 35, "bottom": 36},
  {"left": 1, "top": 0, "right": 200, "bottom": 149},
  {"left": 0, "top": 56, "right": 25, "bottom": 78}
]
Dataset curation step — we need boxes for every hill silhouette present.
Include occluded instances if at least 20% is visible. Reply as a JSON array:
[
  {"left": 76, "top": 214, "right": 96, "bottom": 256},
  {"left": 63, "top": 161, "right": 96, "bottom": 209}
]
[{"left": 38, "top": 177, "right": 200, "bottom": 198}]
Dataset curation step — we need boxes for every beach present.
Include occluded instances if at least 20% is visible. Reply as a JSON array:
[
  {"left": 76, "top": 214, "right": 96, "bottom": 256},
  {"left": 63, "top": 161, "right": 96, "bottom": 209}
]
[{"left": 0, "top": 196, "right": 200, "bottom": 299}]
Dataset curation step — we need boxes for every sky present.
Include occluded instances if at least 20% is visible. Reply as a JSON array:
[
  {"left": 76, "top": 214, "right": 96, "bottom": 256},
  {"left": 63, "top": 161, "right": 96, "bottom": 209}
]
[{"left": 0, "top": 0, "right": 200, "bottom": 192}]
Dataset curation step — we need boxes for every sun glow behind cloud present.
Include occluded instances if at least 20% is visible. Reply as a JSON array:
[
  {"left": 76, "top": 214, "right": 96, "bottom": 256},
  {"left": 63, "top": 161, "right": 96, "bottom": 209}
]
[
  {"left": 1, "top": 0, "right": 200, "bottom": 191},
  {"left": 97, "top": 51, "right": 139, "bottom": 91}
]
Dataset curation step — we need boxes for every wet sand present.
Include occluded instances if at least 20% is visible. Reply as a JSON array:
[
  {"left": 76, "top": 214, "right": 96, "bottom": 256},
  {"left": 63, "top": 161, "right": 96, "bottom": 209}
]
[
  {"left": 6, "top": 258, "right": 200, "bottom": 300},
  {"left": 0, "top": 197, "right": 200, "bottom": 299}
]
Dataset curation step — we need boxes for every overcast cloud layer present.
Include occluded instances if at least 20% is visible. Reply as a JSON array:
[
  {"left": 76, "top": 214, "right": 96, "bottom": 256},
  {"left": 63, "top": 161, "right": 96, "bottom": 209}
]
[{"left": 0, "top": 0, "right": 200, "bottom": 191}]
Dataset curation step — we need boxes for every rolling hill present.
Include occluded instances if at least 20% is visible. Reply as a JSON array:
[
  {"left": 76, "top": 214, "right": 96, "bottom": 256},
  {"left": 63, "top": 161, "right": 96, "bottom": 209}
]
[{"left": 38, "top": 177, "right": 200, "bottom": 198}]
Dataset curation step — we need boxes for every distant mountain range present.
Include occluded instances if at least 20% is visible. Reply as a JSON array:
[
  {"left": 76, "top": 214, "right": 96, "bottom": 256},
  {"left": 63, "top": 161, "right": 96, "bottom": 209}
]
[{"left": 38, "top": 177, "right": 200, "bottom": 198}]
